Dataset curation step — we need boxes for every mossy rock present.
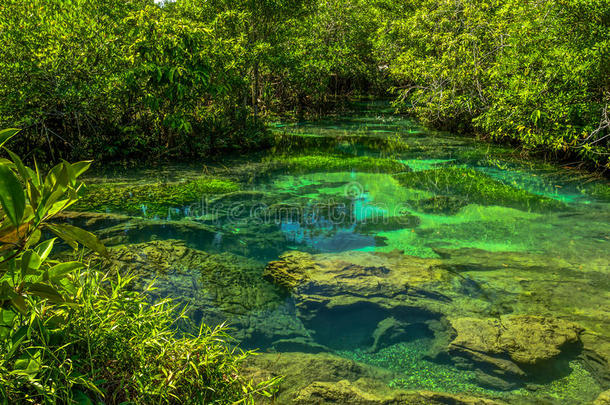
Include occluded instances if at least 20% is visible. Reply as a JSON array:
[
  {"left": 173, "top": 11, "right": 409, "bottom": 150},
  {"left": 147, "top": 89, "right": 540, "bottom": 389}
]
[
  {"left": 263, "top": 251, "right": 315, "bottom": 290},
  {"left": 266, "top": 154, "right": 410, "bottom": 175},
  {"left": 394, "top": 168, "right": 566, "bottom": 212},
  {"left": 73, "top": 176, "right": 239, "bottom": 217}
]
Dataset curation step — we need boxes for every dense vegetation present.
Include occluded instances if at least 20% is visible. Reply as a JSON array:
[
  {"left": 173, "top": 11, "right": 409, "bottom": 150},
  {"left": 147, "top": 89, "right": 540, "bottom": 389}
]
[
  {"left": 0, "top": 0, "right": 608, "bottom": 169},
  {"left": 376, "top": 0, "right": 610, "bottom": 168},
  {"left": 0, "top": 130, "right": 278, "bottom": 403}
]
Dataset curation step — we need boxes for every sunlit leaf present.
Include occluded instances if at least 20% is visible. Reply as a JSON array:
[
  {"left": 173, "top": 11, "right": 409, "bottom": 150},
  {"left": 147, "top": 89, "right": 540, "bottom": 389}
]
[
  {"left": 0, "top": 164, "right": 25, "bottom": 226},
  {"left": 0, "top": 129, "right": 20, "bottom": 149},
  {"left": 46, "top": 223, "right": 108, "bottom": 257}
]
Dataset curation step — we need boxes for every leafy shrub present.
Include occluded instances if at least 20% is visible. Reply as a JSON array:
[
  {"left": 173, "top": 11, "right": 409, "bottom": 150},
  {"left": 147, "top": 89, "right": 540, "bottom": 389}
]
[
  {"left": 0, "top": 129, "right": 279, "bottom": 404},
  {"left": 376, "top": 0, "right": 610, "bottom": 169}
]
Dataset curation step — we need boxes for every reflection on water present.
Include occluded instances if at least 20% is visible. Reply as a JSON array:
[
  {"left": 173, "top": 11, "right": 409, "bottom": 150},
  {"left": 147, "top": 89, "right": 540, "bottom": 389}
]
[{"left": 72, "top": 102, "right": 610, "bottom": 404}]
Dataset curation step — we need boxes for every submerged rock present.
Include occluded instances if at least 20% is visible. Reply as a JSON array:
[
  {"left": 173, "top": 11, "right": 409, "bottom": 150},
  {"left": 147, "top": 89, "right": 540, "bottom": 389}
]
[
  {"left": 104, "top": 240, "right": 309, "bottom": 345},
  {"left": 446, "top": 316, "right": 582, "bottom": 383},
  {"left": 264, "top": 251, "right": 315, "bottom": 290},
  {"left": 263, "top": 250, "right": 465, "bottom": 351},
  {"left": 294, "top": 382, "right": 507, "bottom": 405},
  {"left": 260, "top": 248, "right": 610, "bottom": 395}
]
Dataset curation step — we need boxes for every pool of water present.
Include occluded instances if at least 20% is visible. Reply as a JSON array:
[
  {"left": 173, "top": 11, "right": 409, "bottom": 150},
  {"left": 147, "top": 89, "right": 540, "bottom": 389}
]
[{"left": 70, "top": 102, "right": 610, "bottom": 404}]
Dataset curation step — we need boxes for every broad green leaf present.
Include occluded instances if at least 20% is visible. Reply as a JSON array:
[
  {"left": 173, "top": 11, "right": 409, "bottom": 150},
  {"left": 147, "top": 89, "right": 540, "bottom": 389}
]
[
  {"left": 13, "top": 352, "right": 41, "bottom": 376},
  {"left": 46, "top": 224, "right": 78, "bottom": 250},
  {"left": 48, "top": 261, "right": 84, "bottom": 281},
  {"left": 5, "top": 149, "right": 30, "bottom": 184},
  {"left": 11, "top": 295, "right": 27, "bottom": 315},
  {"left": 35, "top": 238, "right": 55, "bottom": 262},
  {"left": 20, "top": 250, "right": 42, "bottom": 275},
  {"left": 70, "top": 160, "right": 92, "bottom": 179},
  {"left": 26, "top": 283, "right": 65, "bottom": 303},
  {"left": 46, "top": 223, "right": 108, "bottom": 257},
  {"left": 0, "top": 164, "right": 25, "bottom": 226},
  {"left": 0, "top": 129, "right": 20, "bottom": 149}
]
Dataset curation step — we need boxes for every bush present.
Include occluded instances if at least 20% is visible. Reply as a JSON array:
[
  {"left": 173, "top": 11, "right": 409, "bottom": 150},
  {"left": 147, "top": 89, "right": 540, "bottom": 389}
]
[
  {"left": 376, "top": 0, "right": 610, "bottom": 169},
  {"left": 1, "top": 270, "right": 280, "bottom": 404},
  {"left": 0, "top": 129, "right": 279, "bottom": 404}
]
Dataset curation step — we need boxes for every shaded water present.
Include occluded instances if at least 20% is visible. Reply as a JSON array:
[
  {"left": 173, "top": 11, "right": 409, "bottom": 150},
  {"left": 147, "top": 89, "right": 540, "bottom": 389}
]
[{"left": 73, "top": 102, "right": 609, "bottom": 403}]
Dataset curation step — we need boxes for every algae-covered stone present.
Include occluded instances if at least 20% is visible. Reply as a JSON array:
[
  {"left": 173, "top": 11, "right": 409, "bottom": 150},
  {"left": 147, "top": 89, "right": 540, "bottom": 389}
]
[
  {"left": 263, "top": 251, "right": 316, "bottom": 290},
  {"left": 294, "top": 382, "right": 507, "bottom": 405},
  {"left": 263, "top": 250, "right": 468, "bottom": 350},
  {"left": 244, "top": 351, "right": 504, "bottom": 405},
  {"left": 104, "top": 240, "right": 291, "bottom": 336},
  {"left": 594, "top": 389, "right": 610, "bottom": 405},
  {"left": 447, "top": 315, "right": 582, "bottom": 377},
  {"left": 394, "top": 168, "right": 566, "bottom": 212}
]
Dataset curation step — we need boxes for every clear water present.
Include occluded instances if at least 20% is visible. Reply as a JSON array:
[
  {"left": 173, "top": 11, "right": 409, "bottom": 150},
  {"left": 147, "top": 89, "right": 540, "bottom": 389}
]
[{"left": 74, "top": 102, "right": 610, "bottom": 403}]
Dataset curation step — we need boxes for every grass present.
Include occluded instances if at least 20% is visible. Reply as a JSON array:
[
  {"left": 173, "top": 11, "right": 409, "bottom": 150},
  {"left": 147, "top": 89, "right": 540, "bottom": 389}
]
[{"left": 0, "top": 268, "right": 279, "bottom": 404}]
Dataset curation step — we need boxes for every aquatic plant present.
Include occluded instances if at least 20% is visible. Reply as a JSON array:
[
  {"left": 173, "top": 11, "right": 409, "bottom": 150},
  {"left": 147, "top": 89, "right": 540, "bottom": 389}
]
[
  {"left": 407, "top": 195, "right": 468, "bottom": 215},
  {"left": 266, "top": 154, "right": 410, "bottom": 174},
  {"left": 0, "top": 132, "right": 279, "bottom": 404},
  {"left": 394, "top": 168, "right": 566, "bottom": 212},
  {"left": 272, "top": 131, "right": 410, "bottom": 155},
  {"left": 587, "top": 182, "right": 610, "bottom": 202},
  {"left": 73, "top": 176, "right": 240, "bottom": 217}
]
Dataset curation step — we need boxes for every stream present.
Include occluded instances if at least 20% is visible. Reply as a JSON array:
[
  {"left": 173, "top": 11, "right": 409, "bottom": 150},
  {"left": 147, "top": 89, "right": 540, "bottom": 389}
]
[{"left": 69, "top": 101, "right": 610, "bottom": 404}]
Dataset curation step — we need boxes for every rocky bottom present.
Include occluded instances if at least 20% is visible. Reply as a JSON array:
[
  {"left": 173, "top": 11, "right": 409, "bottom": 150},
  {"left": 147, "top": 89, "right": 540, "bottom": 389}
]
[{"left": 62, "top": 229, "right": 609, "bottom": 405}]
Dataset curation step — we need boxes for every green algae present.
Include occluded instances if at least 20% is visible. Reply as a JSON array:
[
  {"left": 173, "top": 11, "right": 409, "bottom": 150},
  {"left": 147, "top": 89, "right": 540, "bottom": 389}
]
[
  {"left": 401, "top": 158, "right": 456, "bottom": 172},
  {"left": 74, "top": 176, "right": 239, "bottom": 217},
  {"left": 272, "top": 131, "right": 411, "bottom": 154},
  {"left": 394, "top": 168, "right": 566, "bottom": 212},
  {"left": 339, "top": 342, "right": 601, "bottom": 404},
  {"left": 339, "top": 341, "right": 484, "bottom": 394},
  {"left": 266, "top": 154, "right": 410, "bottom": 174},
  {"left": 407, "top": 195, "right": 468, "bottom": 215},
  {"left": 587, "top": 182, "right": 610, "bottom": 201}
]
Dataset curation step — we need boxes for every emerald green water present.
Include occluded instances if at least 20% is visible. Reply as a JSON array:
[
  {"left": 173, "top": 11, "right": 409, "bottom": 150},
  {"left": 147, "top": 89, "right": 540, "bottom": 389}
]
[{"left": 73, "top": 102, "right": 609, "bottom": 404}]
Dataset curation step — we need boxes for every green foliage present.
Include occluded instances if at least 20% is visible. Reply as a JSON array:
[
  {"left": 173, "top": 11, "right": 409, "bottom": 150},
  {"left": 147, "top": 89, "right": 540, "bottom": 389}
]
[
  {"left": 394, "top": 168, "right": 566, "bottom": 212},
  {"left": 73, "top": 177, "right": 240, "bottom": 217},
  {"left": 0, "top": 129, "right": 106, "bottom": 313},
  {"left": 375, "top": 0, "right": 610, "bottom": 169},
  {"left": 0, "top": 135, "right": 279, "bottom": 403},
  {"left": 1, "top": 270, "right": 280, "bottom": 404},
  {"left": 1, "top": 0, "right": 609, "bottom": 171},
  {"left": 0, "top": 0, "right": 267, "bottom": 161},
  {"left": 586, "top": 181, "right": 610, "bottom": 201}
]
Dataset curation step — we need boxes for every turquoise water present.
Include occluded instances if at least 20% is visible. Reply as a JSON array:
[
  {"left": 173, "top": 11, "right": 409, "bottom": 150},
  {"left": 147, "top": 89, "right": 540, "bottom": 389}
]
[{"left": 74, "top": 102, "right": 610, "bottom": 403}]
